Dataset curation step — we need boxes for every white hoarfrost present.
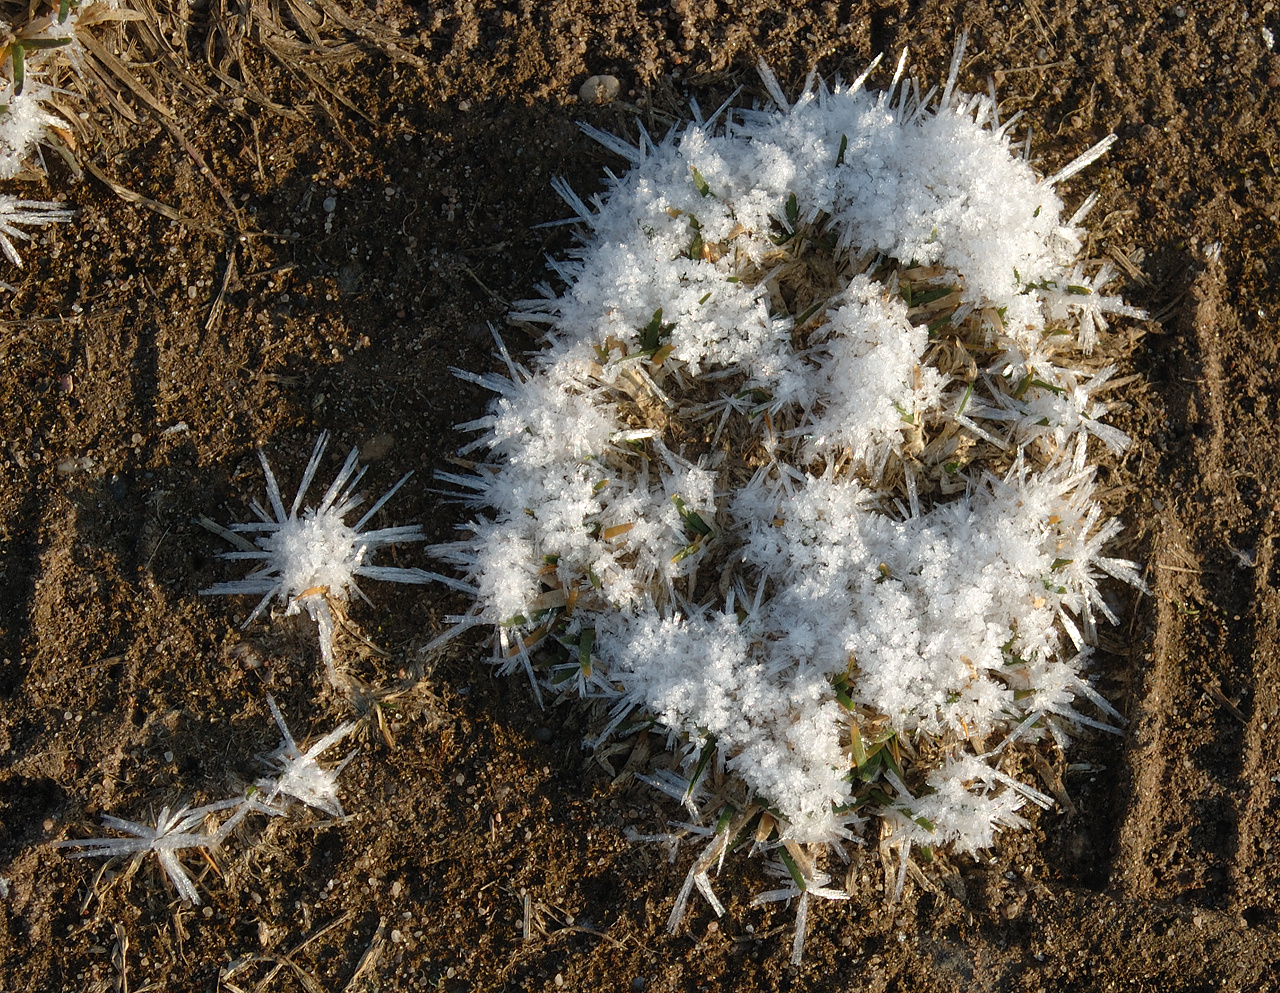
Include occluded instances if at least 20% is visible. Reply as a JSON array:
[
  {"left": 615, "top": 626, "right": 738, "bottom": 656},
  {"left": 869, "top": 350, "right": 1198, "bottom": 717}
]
[
  {"left": 51, "top": 802, "right": 227, "bottom": 905},
  {"left": 431, "top": 39, "right": 1146, "bottom": 951},
  {"left": 52, "top": 696, "right": 360, "bottom": 903},
  {"left": 0, "top": 4, "right": 84, "bottom": 177},
  {"left": 0, "top": 3, "right": 83, "bottom": 263},
  {"left": 0, "top": 1, "right": 144, "bottom": 261},
  {"left": 257, "top": 694, "right": 358, "bottom": 817},
  {"left": 201, "top": 431, "right": 436, "bottom": 681},
  {"left": 0, "top": 193, "right": 73, "bottom": 266},
  {"left": 0, "top": 83, "right": 64, "bottom": 180}
]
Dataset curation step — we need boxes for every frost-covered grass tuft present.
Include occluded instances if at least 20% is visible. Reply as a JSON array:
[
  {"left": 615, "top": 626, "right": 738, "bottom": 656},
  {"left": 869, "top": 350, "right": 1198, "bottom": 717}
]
[
  {"left": 0, "top": 83, "right": 64, "bottom": 179},
  {"left": 0, "top": 3, "right": 81, "bottom": 179},
  {"left": 430, "top": 38, "right": 1146, "bottom": 954},
  {"left": 51, "top": 696, "right": 361, "bottom": 905},
  {"left": 201, "top": 431, "right": 434, "bottom": 682},
  {"left": 0, "top": 2, "right": 88, "bottom": 263},
  {"left": 51, "top": 801, "right": 230, "bottom": 905},
  {"left": 256, "top": 693, "right": 358, "bottom": 817}
]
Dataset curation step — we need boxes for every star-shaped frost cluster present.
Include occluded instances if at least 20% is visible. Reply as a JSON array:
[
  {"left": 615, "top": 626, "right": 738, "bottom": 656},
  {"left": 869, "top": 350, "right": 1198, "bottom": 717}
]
[
  {"left": 51, "top": 801, "right": 231, "bottom": 905},
  {"left": 256, "top": 693, "right": 357, "bottom": 818},
  {"left": 201, "top": 431, "right": 436, "bottom": 679},
  {"left": 51, "top": 697, "right": 360, "bottom": 904}
]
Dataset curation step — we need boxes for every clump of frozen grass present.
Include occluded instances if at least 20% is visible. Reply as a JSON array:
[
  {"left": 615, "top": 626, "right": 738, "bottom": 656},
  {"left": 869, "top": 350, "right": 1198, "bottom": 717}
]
[
  {"left": 0, "top": 83, "right": 64, "bottom": 178},
  {"left": 52, "top": 697, "right": 359, "bottom": 904},
  {"left": 256, "top": 693, "right": 358, "bottom": 817},
  {"left": 0, "top": 2, "right": 89, "bottom": 263},
  {"left": 51, "top": 801, "right": 229, "bottom": 905},
  {"left": 0, "top": 3, "right": 80, "bottom": 177},
  {"left": 201, "top": 430, "right": 435, "bottom": 682},
  {"left": 431, "top": 36, "right": 1146, "bottom": 956}
]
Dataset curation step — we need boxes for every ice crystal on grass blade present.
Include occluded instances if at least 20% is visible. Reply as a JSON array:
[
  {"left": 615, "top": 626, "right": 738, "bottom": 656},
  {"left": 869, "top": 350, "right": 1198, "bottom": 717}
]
[
  {"left": 430, "top": 34, "right": 1147, "bottom": 955},
  {"left": 0, "top": 84, "right": 65, "bottom": 179},
  {"left": 52, "top": 802, "right": 228, "bottom": 905},
  {"left": 0, "top": 192, "right": 72, "bottom": 266},
  {"left": 0, "top": 2, "right": 83, "bottom": 180},
  {"left": 201, "top": 431, "right": 433, "bottom": 682},
  {"left": 256, "top": 694, "right": 357, "bottom": 818}
]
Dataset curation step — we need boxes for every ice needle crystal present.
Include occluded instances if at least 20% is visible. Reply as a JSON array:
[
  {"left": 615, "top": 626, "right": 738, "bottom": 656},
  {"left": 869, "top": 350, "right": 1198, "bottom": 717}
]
[
  {"left": 0, "top": 193, "right": 72, "bottom": 267},
  {"left": 256, "top": 694, "right": 357, "bottom": 818}
]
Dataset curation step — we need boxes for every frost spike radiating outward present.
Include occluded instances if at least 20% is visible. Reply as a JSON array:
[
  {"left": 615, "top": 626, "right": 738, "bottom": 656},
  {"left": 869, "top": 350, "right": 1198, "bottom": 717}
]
[
  {"left": 51, "top": 803, "right": 227, "bottom": 905},
  {"left": 429, "top": 37, "right": 1147, "bottom": 956},
  {"left": 201, "top": 431, "right": 435, "bottom": 682},
  {"left": 0, "top": 195, "right": 73, "bottom": 267},
  {"left": 255, "top": 694, "right": 358, "bottom": 818},
  {"left": 51, "top": 695, "right": 364, "bottom": 906}
]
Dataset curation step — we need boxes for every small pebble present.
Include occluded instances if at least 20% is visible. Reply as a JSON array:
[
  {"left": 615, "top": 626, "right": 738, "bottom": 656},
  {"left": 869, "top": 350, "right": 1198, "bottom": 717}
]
[
  {"left": 579, "top": 75, "right": 621, "bottom": 105},
  {"left": 360, "top": 433, "right": 395, "bottom": 462},
  {"left": 323, "top": 197, "right": 337, "bottom": 213}
]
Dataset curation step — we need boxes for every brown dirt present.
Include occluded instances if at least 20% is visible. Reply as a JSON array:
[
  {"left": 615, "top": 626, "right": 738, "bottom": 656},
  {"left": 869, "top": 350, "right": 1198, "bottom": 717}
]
[{"left": 3, "top": 1, "right": 1280, "bottom": 990}]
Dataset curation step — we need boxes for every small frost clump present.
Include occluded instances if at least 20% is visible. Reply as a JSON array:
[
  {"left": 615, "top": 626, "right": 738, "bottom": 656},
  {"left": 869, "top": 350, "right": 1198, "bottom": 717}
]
[
  {"left": 0, "top": 9, "right": 73, "bottom": 178},
  {"left": 51, "top": 802, "right": 225, "bottom": 905},
  {"left": 52, "top": 697, "right": 358, "bottom": 905},
  {"left": 202, "top": 431, "right": 434, "bottom": 681},
  {"left": 257, "top": 694, "right": 357, "bottom": 817},
  {"left": 0, "top": 82, "right": 64, "bottom": 179},
  {"left": 432, "top": 40, "right": 1146, "bottom": 947}
]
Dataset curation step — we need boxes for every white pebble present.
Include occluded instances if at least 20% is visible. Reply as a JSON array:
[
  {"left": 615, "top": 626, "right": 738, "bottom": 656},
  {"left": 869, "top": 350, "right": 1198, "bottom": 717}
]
[{"left": 579, "top": 75, "right": 621, "bottom": 105}]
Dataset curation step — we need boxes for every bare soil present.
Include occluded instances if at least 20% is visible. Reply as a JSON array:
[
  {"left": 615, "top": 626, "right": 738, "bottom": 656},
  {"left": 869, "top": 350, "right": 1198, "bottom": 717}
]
[{"left": 3, "top": 1, "right": 1280, "bottom": 990}]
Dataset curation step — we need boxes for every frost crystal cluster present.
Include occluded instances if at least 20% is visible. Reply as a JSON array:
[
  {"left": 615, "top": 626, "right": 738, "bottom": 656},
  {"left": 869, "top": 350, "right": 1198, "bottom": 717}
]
[
  {"left": 201, "top": 431, "right": 434, "bottom": 682},
  {"left": 432, "top": 43, "right": 1145, "bottom": 916},
  {"left": 53, "top": 696, "right": 357, "bottom": 905},
  {"left": 0, "top": 5, "right": 76, "bottom": 179}
]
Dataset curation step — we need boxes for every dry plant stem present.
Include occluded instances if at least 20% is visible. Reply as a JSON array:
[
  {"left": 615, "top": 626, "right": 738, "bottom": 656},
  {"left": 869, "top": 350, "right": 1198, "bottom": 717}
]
[
  {"left": 193, "top": 0, "right": 427, "bottom": 129},
  {"left": 83, "top": 160, "right": 227, "bottom": 236}
]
